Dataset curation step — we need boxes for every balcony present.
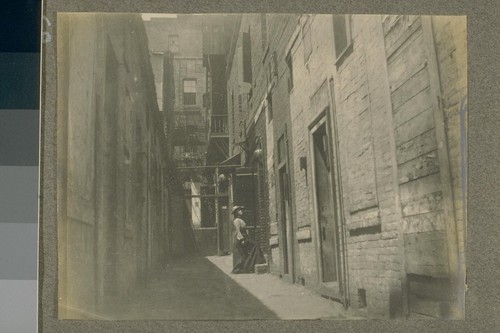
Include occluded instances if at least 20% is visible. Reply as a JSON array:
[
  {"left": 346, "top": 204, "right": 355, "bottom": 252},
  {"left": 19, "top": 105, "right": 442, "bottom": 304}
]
[
  {"left": 208, "top": 115, "right": 228, "bottom": 138},
  {"left": 206, "top": 115, "right": 229, "bottom": 165}
]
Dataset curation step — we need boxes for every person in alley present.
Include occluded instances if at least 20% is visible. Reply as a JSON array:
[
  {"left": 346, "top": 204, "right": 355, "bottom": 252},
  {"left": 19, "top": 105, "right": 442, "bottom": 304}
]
[{"left": 231, "top": 206, "right": 266, "bottom": 274}]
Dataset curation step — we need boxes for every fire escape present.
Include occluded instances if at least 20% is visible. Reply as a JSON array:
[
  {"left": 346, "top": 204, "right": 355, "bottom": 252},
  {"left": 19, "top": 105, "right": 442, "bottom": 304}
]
[{"left": 202, "top": 17, "right": 231, "bottom": 166}]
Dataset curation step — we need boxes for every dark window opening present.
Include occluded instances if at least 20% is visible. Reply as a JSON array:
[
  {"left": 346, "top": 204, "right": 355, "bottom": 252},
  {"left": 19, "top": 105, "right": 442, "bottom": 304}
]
[
  {"left": 183, "top": 79, "right": 197, "bottom": 105},
  {"left": 267, "top": 92, "right": 273, "bottom": 121},
  {"left": 183, "top": 94, "right": 196, "bottom": 105},
  {"left": 286, "top": 52, "right": 293, "bottom": 92},
  {"left": 332, "top": 15, "right": 352, "bottom": 64},
  {"left": 358, "top": 289, "right": 367, "bottom": 308},
  {"left": 278, "top": 135, "right": 286, "bottom": 164},
  {"left": 242, "top": 31, "right": 252, "bottom": 83},
  {"left": 349, "top": 224, "right": 381, "bottom": 237}
]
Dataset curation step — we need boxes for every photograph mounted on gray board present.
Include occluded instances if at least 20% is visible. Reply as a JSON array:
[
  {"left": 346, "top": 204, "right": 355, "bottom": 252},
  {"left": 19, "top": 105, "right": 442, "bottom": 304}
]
[{"left": 56, "top": 13, "right": 466, "bottom": 320}]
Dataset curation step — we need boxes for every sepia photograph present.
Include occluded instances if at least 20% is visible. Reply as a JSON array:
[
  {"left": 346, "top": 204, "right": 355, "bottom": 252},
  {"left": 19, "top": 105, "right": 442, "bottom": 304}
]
[{"left": 56, "top": 13, "right": 467, "bottom": 321}]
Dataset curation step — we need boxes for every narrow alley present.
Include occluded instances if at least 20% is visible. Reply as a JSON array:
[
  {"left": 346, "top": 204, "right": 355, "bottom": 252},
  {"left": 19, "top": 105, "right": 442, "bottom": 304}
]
[
  {"left": 56, "top": 13, "right": 466, "bottom": 321},
  {"left": 100, "top": 254, "right": 359, "bottom": 320}
]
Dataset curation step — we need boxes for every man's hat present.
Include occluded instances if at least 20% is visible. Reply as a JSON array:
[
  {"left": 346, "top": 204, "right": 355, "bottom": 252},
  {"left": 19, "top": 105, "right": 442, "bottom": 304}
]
[{"left": 231, "top": 206, "right": 244, "bottom": 214}]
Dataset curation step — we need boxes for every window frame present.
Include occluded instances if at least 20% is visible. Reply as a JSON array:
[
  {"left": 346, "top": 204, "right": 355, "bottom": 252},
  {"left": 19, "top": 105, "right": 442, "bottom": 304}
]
[
  {"left": 242, "top": 30, "right": 253, "bottom": 84},
  {"left": 332, "top": 15, "right": 353, "bottom": 67},
  {"left": 267, "top": 92, "right": 273, "bottom": 122},
  {"left": 286, "top": 51, "right": 294, "bottom": 93},
  {"left": 182, "top": 78, "right": 197, "bottom": 106}
]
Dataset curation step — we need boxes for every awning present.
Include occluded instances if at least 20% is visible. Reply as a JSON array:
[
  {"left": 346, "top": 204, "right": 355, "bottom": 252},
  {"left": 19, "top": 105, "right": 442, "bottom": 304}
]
[{"left": 216, "top": 152, "right": 241, "bottom": 166}]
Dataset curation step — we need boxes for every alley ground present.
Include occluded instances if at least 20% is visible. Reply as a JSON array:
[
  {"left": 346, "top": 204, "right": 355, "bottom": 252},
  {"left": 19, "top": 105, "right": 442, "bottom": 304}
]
[{"left": 92, "top": 254, "right": 363, "bottom": 321}]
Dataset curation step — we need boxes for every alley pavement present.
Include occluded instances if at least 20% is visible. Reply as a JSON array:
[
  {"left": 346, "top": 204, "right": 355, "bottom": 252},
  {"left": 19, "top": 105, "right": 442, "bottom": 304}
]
[
  {"left": 206, "top": 255, "right": 360, "bottom": 320},
  {"left": 100, "top": 254, "right": 361, "bottom": 320}
]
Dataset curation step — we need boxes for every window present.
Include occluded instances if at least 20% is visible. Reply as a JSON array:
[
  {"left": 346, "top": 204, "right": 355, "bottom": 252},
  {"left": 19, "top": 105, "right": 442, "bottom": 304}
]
[
  {"left": 267, "top": 92, "right": 273, "bottom": 121},
  {"left": 332, "top": 15, "right": 352, "bottom": 64},
  {"left": 242, "top": 31, "right": 252, "bottom": 83},
  {"left": 301, "top": 16, "right": 313, "bottom": 63},
  {"left": 266, "top": 52, "right": 278, "bottom": 84},
  {"left": 169, "top": 34, "right": 179, "bottom": 53},
  {"left": 183, "top": 79, "right": 197, "bottom": 105},
  {"left": 286, "top": 52, "right": 293, "bottom": 92},
  {"left": 278, "top": 135, "right": 286, "bottom": 164}
]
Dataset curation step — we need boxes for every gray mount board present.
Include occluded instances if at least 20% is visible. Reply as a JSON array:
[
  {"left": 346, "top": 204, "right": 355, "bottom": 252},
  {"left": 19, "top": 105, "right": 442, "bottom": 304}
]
[{"left": 39, "top": 0, "right": 500, "bottom": 332}]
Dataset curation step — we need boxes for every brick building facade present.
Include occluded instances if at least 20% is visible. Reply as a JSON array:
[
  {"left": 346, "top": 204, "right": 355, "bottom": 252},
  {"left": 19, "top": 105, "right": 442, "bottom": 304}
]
[
  {"left": 144, "top": 15, "right": 208, "bottom": 167},
  {"left": 57, "top": 13, "right": 197, "bottom": 318},
  {"left": 225, "top": 14, "right": 466, "bottom": 319}
]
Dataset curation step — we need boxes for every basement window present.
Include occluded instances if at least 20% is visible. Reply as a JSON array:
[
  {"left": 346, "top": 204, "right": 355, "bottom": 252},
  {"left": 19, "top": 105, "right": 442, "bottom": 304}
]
[{"left": 349, "top": 224, "right": 381, "bottom": 237}]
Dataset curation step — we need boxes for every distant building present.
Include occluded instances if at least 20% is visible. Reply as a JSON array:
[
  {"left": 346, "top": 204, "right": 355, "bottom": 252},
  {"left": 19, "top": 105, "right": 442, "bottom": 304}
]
[
  {"left": 225, "top": 14, "right": 466, "bottom": 319},
  {"left": 144, "top": 14, "right": 208, "bottom": 168},
  {"left": 144, "top": 14, "right": 210, "bottom": 233},
  {"left": 176, "top": 14, "right": 239, "bottom": 256}
]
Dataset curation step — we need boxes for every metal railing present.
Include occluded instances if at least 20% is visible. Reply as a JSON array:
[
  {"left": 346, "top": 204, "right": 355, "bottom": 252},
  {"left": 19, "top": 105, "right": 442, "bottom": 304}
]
[{"left": 209, "top": 115, "right": 228, "bottom": 136}]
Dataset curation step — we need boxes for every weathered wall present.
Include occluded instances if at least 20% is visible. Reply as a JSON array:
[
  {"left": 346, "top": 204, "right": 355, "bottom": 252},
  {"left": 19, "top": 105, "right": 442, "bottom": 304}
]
[
  {"left": 431, "top": 15, "right": 467, "bottom": 280},
  {"left": 239, "top": 14, "right": 301, "bottom": 277},
  {"left": 382, "top": 15, "right": 465, "bottom": 318},
  {"left": 226, "top": 16, "right": 250, "bottom": 158},
  {"left": 335, "top": 15, "right": 404, "bottom": 317},
  {"left": 288, "top": 15, "right": 328, "bottom": 286},
  {"left": 223, "top": 14, "right": 465, "bottom": 319},
  {"left": 57, "top": 13, "right": 196, "bottom": 318},
  {"left": 57, "top": 13, "right": 100, "bottom": 313},
  {"left": 283, "top": 15, "right": 404, "bottom": 316}
]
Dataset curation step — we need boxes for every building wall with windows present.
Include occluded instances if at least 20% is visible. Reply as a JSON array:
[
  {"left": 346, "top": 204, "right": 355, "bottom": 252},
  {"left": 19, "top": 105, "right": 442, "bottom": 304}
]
[
  {"left": 226, "top": 16, "right": 250, "bottom": 159},
  {"left": 226, "top": 14, "right": 301, "bottom": 266},
  {"left": 144, "top": 15, "right": 207, "bottom": 167},
  {"left": 226, "top": 14, "right": 465, "bottom": 319},
  {"left": 285, "top": 15, "right": 405, "bottom": 316}
]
